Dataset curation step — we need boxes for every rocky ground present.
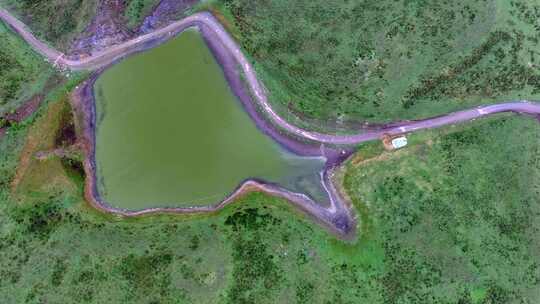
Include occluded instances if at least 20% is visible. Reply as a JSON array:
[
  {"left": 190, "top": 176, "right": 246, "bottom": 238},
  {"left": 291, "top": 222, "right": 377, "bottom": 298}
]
[
  {"left": 70, "top": 0, "right": 131, "bottom": 56},
  {"left": 139, "top": 0, "right": 198, "bottom": 34},
  {"left": 70, "top": 0, "right": 198, "bottom": 57}
]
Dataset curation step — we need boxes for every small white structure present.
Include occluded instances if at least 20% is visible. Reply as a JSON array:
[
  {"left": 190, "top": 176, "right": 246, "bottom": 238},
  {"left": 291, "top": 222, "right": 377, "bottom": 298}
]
[{"left": 391, "top": 136, "right": 408, "bottom": 149}]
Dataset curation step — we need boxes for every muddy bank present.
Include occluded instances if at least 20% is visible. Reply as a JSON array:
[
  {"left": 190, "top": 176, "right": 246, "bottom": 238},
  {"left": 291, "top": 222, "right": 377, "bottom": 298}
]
[
  {"left": 72, "top": 80, "right": 355, "bottom": 239},
  {"left": 68, "top": 28, "right": 356, "bottom": 239}
]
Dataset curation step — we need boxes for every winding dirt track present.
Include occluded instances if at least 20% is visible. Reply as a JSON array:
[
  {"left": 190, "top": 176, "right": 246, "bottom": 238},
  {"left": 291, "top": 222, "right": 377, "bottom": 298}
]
[
  {"left": 2, "top": 8, "right": 539, "bottom": 144},
  {"left": 2, "top": 7, "right": 539, "bottom": 240}
]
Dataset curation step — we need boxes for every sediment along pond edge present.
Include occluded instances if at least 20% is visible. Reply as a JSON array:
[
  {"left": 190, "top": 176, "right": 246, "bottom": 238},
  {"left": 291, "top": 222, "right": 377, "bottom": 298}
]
[{"left": 69, "top": 24, "right": 357, "bottom": 240}]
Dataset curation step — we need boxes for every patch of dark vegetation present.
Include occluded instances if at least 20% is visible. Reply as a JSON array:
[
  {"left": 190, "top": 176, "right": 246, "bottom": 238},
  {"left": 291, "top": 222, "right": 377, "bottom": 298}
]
[
  {"left": 24, "top": 282, "right": 47, "bottom": 304},
  {"left": 224, "top": 207, "right": 281, "bottom": 231},
  {"left": 227, "top": 236, "right": 282, "bottom": 304},
  {"left": 1, "top": 267, "right": 22, "bottom": 285},
  {"left": 483, "top": 284, "right": 512, "bottom": 304},
  {"left": 225, "top": 207, "right": 284, "bottom": 303},
  {"left": 6, "top": 192, "right": 93, "bottom": 241},
  {"left": 510, "top": 1, "right": 540, "bottom": 29},
  {"left": 326, "top": 262, "right": 379, "bottom": 302},
  {"left": 380, "top": 242, "right": 442, "bottom": 303},
  {"left": 51, "top": 99, "right": 85, "bottom": 180},
  {"left": 126, "top": 0, "right": 147, "bottom": 22},
  {"left": 10, "top": 198, "right": 66, "bottom": 241},
  {"left": 0, "top": 118, "right": 12, "bottom": 129},
  {"left": 118, "top": 251, "right": 174, "bottom": 296},
  {"left": 0, "top": 48, "right": 24, "bottom": 102},
  {"left": 54, "top": 99, "right": 77, "bottom": 147},
  {"left": 69, "top": 271, "right": 96, "bottom": 303},
  {"left": 61, "top": 158, "right": 85, "bottom": 180},
  {"left": 295, "top": 280, "right": 315, "bottom": 304},
  {"left": 375, "top": 176, "right": 421, "bottom": 234},
  {"left": 188, "top": 234, "right": 200, "bottom": 250},
  {"left": 55, "top": 119, "right": 76, "bottom": 148},
  {"left": 50, "top": 258, "right": 67, "bottom": 286},
  {"left": 439, "top": 120, "right": 487, "bottom": 175}
]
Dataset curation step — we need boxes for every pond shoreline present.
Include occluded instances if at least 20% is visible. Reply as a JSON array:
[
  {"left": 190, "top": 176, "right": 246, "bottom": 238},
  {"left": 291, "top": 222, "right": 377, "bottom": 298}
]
[{"left": 69, "top": 25, "right": 356, "bottom": 240}]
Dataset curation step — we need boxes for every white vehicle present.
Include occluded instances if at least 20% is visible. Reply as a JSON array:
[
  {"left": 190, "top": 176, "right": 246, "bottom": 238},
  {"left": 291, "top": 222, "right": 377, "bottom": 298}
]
[{"left": 391, "top": 136, "right": 408, "bottom": 149}]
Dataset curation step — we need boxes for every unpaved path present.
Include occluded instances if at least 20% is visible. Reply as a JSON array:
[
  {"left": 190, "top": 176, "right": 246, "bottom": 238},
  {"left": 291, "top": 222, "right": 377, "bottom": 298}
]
[{"left": 2, "top": 7, "right": 539, "bottom": 145}]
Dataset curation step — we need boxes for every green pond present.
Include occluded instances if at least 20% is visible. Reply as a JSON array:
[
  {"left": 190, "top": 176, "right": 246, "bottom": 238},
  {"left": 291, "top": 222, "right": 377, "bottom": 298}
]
[{"left": 94, "top": 29, "right": 325, "bottom": 209}]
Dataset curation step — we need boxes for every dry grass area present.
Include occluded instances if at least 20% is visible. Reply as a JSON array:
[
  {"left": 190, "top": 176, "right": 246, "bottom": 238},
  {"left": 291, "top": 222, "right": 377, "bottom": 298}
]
[{"left": 11, "top": 96, "right": 78, "bottom": 203}]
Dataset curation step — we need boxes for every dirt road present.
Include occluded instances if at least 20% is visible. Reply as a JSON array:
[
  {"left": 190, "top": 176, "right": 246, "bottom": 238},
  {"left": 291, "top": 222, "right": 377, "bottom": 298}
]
[{"left": 2, "top": 7, "right": 539, "bottom": 144}]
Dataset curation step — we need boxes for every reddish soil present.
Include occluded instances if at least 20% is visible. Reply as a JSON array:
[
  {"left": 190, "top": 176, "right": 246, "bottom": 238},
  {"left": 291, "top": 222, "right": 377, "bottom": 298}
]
[
  {"left": 0, "top": 94, "right": 44, "bottom": 140},
  {"left": 4, "top": 94, "right": 43, "bottom": 122},
  {"left": 0, "top": 74, "right": 63, "bottom": 140}
]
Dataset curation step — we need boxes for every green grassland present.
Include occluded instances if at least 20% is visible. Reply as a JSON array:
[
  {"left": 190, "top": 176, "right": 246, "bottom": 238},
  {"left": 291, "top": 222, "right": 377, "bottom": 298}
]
[
  {"left": 214, "top": 0, "right": 540, "bottom": 125},
  {"left": 0, "top": 0, "right": 97, "bottom": 50},
  {"left": 1, "top": 1, "right": 539, "bottom": 302},
  {"left": 1, "top": 82, "right": 538, "bottom": 303},
  {"left": 343, "top": 114, "right": 540, "bottom": 303},
  {"left": 0, "top": 21, "right": 55, "bottom": 117}
]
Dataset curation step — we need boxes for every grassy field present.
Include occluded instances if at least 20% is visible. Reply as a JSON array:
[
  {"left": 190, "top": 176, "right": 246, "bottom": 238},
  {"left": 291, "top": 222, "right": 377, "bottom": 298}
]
[
  {"left": 0, "top": 0, "right": 97, "bottom": 50},
  {"left": 343, "top": 114, "right": 540, "bottom": 303},
  {"left": 0, "top": 1, "right": 539, "bottom": 301},
  {"left": 0, "top": 21, "right": 55, "bottom": 117},
  {"left": 212, "top": 0, "right": 540, "bottom": 125},
  {"left": 0, "top": 81, "right": 538, "bottom": 303}
]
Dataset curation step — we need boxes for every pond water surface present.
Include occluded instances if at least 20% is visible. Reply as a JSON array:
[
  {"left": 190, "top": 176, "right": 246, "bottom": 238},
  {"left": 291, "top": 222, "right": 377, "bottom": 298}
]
[{"left": 94, "top": 29, "right": 326, "bottom": 209}]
